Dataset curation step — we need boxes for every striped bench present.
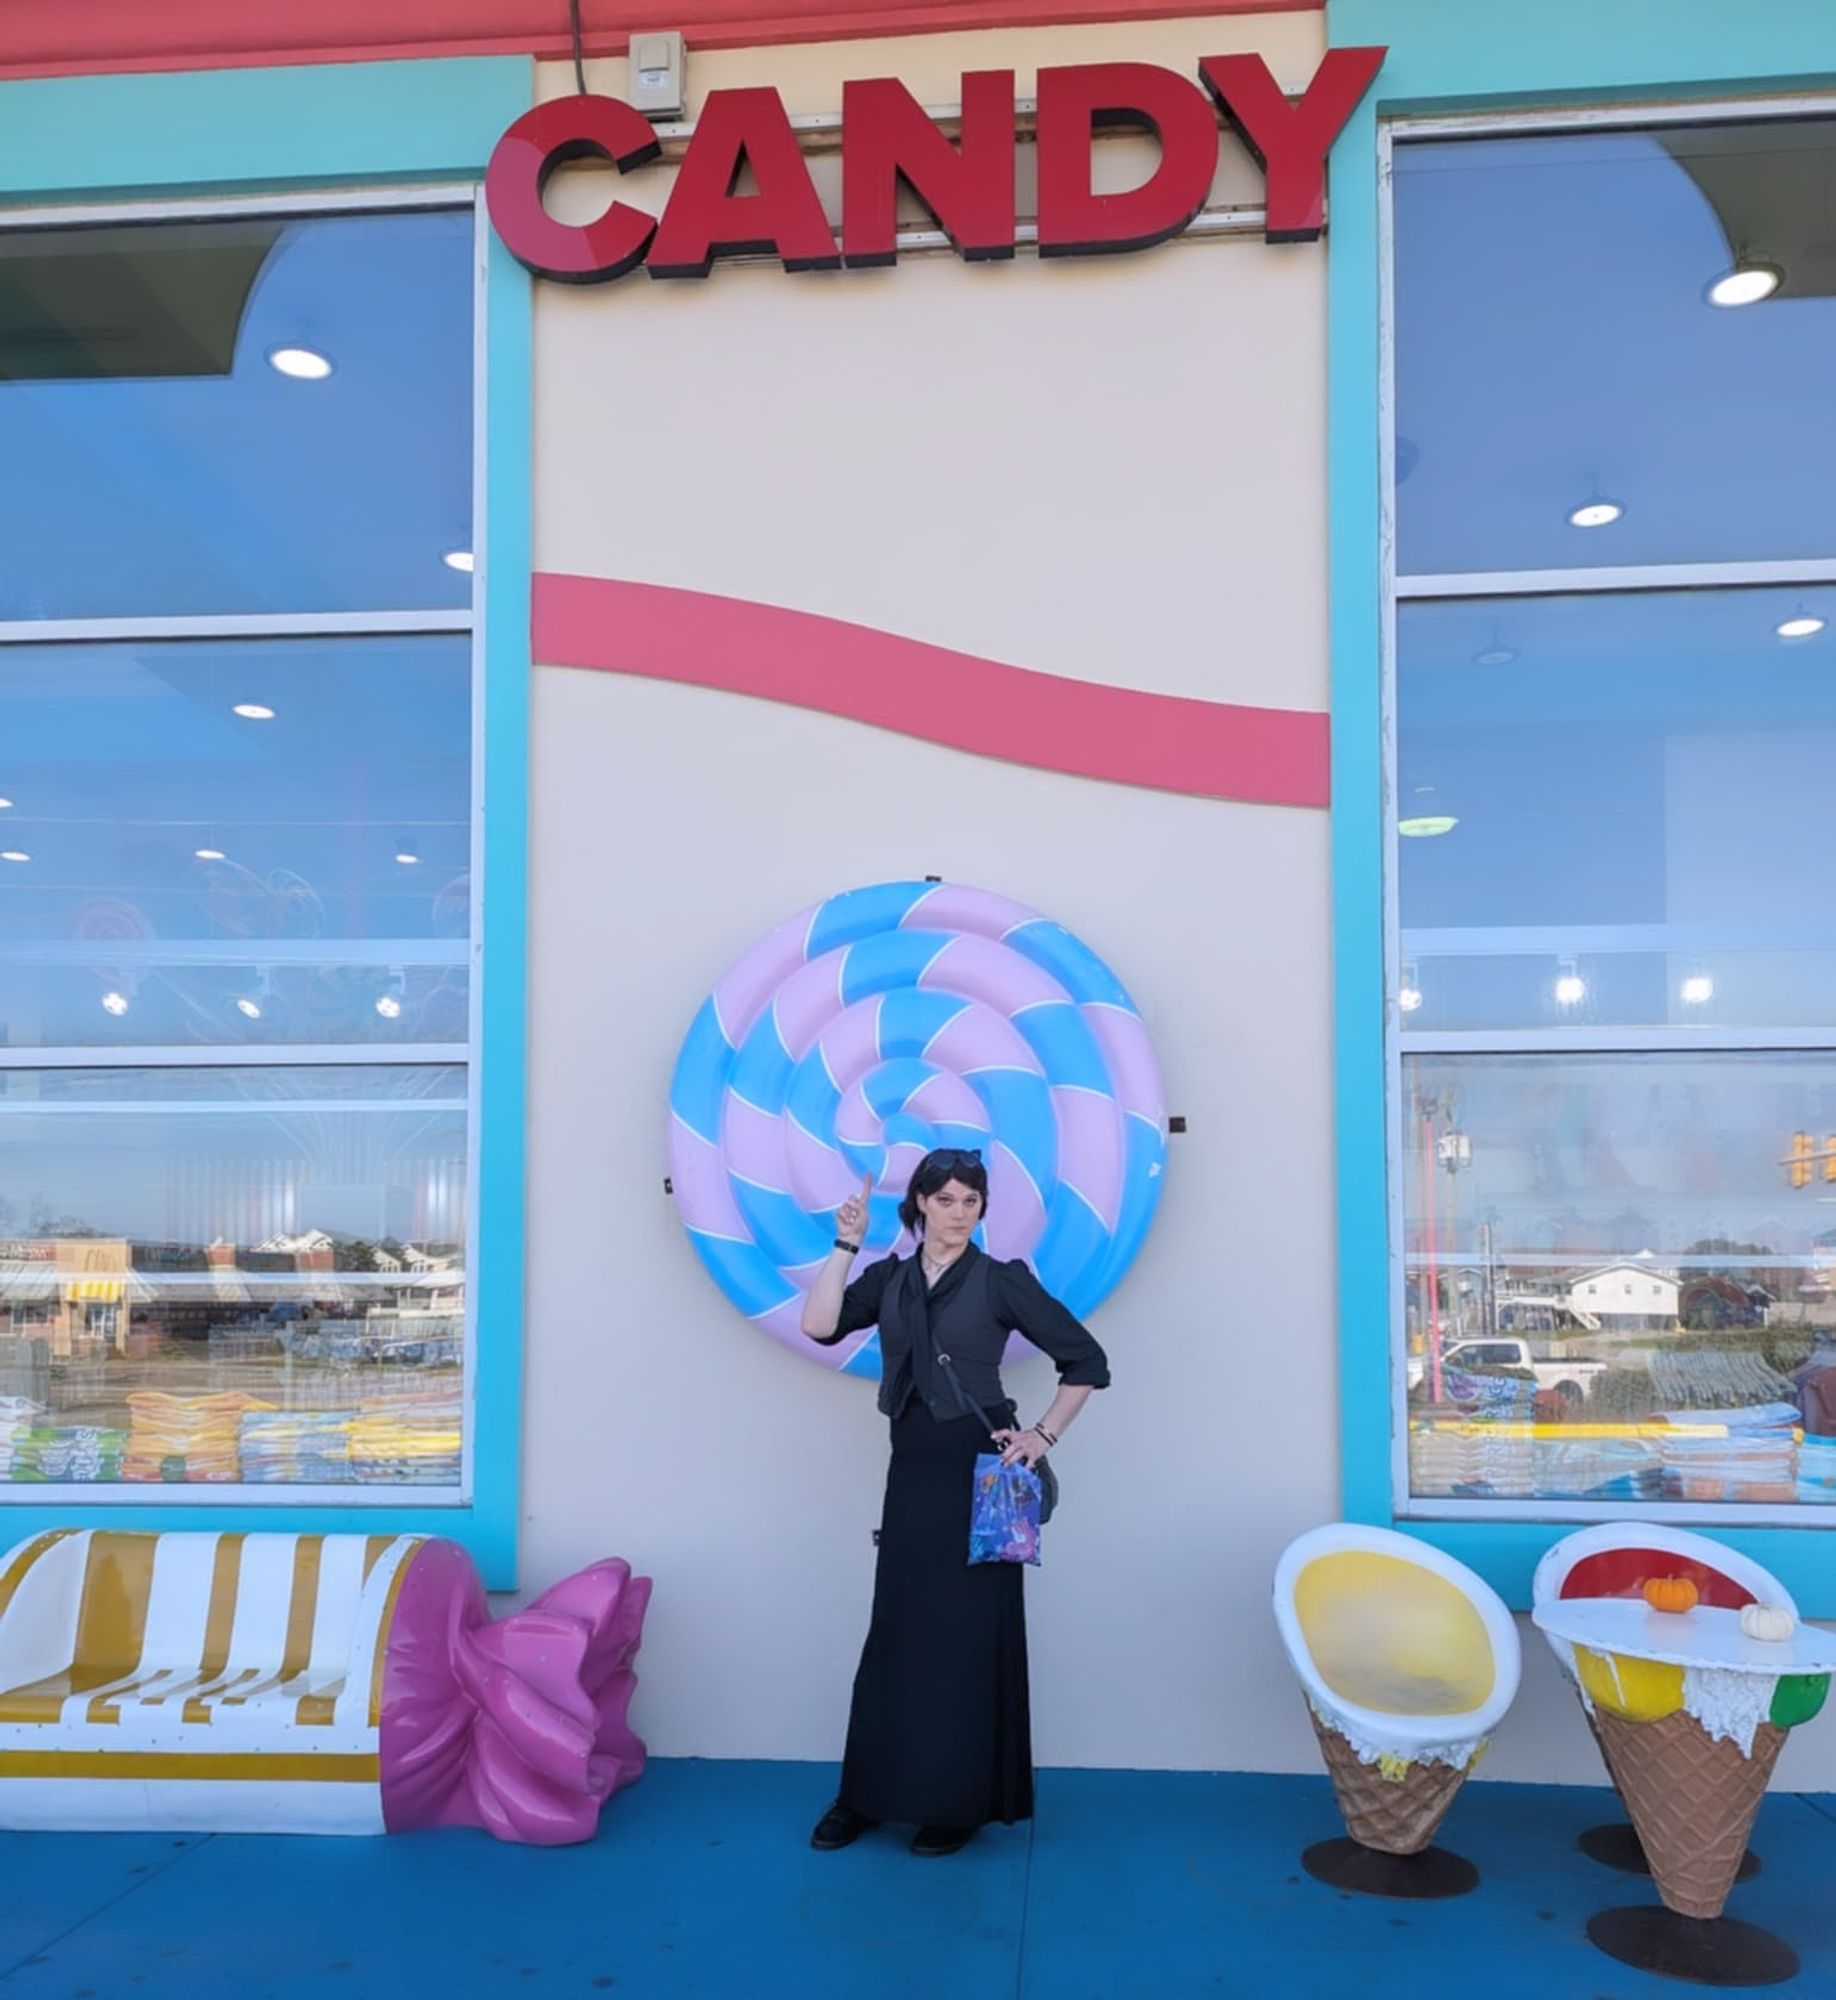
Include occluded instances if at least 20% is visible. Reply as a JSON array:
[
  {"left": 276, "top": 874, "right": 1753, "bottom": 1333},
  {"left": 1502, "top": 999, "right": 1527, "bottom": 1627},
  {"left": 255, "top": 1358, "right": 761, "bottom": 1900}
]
[{"left": 0, "top": 1529, "right": 651, "bottom": 1841}]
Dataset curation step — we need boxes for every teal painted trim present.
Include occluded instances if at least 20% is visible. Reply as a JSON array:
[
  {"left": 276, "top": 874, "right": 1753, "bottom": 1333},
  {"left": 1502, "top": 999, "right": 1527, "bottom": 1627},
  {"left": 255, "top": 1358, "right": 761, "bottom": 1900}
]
[
  {"left": 469, "top": 215, "right": 534, "bottom": 1592},
  {"left": 1331, "top": 0, "right": 1836, "bottom": 110},
  {"left": 0, "top": 58, "right": 529, "bottom": 199},
  {"left": 1327, "top": 0, "right": 1836, "bottom": 1613},
  {"left": 0, "top": 58, "right": 533, "bottom": 1589},
  {"left": 1329, "top": 84, "right": 1391, "bottom": 1535}
]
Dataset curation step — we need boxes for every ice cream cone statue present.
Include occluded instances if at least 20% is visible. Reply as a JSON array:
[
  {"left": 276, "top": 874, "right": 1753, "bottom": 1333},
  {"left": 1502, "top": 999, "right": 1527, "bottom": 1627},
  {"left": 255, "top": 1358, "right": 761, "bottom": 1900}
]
[
  {"left": 1534, "top": 1539, "right": 1836, "bottom": 1927},
  {"left": 1533, "top": 1523, "right": 1799, "bottom": 1886},
  {"left": 1275, "top": 1525, "right": 1520, "bottom": 1863}
]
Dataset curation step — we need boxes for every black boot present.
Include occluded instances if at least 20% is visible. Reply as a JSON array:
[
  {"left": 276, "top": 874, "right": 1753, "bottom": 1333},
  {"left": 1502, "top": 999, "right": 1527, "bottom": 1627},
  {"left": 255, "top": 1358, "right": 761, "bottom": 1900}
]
[
  {"left": 911, "top": 1824, "right": 977, "bottom": 1857},
  {"left": 810, "top": 1801, "right": 876, "bottom": 1850}
]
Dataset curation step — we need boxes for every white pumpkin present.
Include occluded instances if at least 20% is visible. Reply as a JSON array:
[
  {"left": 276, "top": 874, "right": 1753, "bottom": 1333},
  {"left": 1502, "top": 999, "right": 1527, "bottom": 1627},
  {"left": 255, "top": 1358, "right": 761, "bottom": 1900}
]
[{"left": 1739, "top": 1602, "right": 1797, "bottom": 1644}]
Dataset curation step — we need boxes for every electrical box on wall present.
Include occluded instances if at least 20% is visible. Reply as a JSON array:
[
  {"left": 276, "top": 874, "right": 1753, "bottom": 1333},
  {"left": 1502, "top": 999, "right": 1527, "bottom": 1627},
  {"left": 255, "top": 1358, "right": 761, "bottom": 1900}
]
[{"left": 629, "top": 32, "right": 685, "bottom": 120}]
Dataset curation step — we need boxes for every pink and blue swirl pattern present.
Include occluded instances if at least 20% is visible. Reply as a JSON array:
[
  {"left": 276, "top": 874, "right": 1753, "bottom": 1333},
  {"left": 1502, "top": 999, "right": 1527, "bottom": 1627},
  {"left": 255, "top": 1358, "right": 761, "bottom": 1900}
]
[{"left": 668, "top": 881, "right": 1166, "bottom": 1376}]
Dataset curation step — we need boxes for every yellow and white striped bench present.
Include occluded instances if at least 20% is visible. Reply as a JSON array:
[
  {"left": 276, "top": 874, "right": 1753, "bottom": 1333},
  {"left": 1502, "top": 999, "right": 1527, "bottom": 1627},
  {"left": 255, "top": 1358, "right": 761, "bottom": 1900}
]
[
  {"left": 0, "top": 1529, "right": 421, "bottom": 1833},
  {"left": 0, "top": 1528, "right": 652, "bottom": 1840}
]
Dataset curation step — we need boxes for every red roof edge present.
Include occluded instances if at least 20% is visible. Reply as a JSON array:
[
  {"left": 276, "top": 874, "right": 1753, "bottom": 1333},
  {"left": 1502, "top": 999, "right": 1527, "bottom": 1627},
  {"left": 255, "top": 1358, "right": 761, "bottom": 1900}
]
[{"left": 0, "top": 0, "right": 1321, "bottom": 81}]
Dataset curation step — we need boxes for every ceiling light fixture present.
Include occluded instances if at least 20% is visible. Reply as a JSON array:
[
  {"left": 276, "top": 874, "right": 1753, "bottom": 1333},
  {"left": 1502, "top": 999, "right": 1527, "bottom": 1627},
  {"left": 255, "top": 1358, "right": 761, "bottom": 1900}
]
[
  {"left": 232, "top": 704, "right": 275, "bottom": 721},
  {"left": 1398, "top": 815, "right": 1459, "bottom": 838},
  {"left": 194, "top": 847, "right": 227, "bottom": 862},
  {"left": 0, "top": 850, "right": 28, "bottom": 863},
  {"left": 1398, "top": 984, "right": 1424, "bottom": 1013},
  {"left": 100, "top": 990, "right": 131, "bottom": 1016},
  {"left": 0, "top": 797, "right": 12, "bottom": 810},
  {"left": 375, "top": 993, "right": 403, "bottom": 1020},
  {"left": 267, "top": 345, "right": 334, "bottom": 380},
  {"left": 1680, "top": 974, "right": 1714, "bottom": 1006},
  {"left": 1471, "top": 641, "right": 1518, "bottom": 668},
  {"left": 394, "top": 836, "right": 421, "bottom": 866},
  {"left": 1706, "top": 264, "right": 1782, "bottom": 309},
  {"left": 442, "top": 549, "right": 475, "bottom": 574},
  {"left": 1777, "top": 613, "right": 1827, "bottom": 642},
  {"left": 1554, "top": 966, "right": 1587, "bottom": 1007},
  {"left": 235, "top": 996, "right": 264, "bottom": 1020},
  {"left": 1567, "top": 496, "right": 1624, "bottom": 530}
]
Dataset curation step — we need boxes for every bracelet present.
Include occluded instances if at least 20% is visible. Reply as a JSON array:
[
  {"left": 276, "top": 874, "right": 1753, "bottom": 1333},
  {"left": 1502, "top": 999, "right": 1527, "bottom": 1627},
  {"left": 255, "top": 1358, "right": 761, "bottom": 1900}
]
[
  {"left": 833, "top": 1238, "right": 861, "bottom": 1255},
  {"left": 1032, "top": 1423, "right": 1059, "bottom": 1449}
]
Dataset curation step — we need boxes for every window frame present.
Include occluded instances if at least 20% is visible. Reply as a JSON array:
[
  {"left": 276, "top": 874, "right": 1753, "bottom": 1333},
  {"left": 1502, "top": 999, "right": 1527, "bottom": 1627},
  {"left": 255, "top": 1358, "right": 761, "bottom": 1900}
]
[
  {"left": 0, "top": 57, "right": 532, "bottom": 1585},
  {"left": 1377, "top": 96, "right": 1836, "bottom": 1539}
]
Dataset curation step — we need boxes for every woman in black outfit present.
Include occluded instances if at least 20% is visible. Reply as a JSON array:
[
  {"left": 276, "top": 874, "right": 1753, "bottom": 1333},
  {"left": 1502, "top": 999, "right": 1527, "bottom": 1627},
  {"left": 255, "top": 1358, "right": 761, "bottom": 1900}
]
[{"left": 800, "top": 1147, "right": 1110, "bottom": 1857}]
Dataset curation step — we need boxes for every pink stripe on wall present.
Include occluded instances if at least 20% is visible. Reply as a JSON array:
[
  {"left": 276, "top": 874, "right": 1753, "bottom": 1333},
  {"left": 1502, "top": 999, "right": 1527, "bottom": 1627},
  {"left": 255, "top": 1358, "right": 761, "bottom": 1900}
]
[{"left": 533, "top": 572, "right": 1329, "bottom": 810}]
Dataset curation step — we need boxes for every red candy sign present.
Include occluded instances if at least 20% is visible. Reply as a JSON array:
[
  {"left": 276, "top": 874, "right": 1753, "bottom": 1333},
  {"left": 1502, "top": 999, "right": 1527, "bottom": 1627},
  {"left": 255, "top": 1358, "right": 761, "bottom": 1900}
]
[{"left": 486, "top": 47, "right": 1385, "bottom": 285}]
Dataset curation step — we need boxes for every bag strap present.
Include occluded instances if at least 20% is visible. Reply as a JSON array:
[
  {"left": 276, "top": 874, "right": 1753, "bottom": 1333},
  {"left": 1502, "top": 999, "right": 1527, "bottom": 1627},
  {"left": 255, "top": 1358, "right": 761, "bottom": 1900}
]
[{"left": 913, "top": 1261, "right": 1027, "bottom": 1443}]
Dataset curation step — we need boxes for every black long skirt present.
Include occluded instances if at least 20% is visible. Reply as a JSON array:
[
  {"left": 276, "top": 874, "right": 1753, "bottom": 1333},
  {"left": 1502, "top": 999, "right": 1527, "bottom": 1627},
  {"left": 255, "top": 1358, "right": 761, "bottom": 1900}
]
[{"left": 838, "top": 1402, "right": 1034, "bottom": 1828}]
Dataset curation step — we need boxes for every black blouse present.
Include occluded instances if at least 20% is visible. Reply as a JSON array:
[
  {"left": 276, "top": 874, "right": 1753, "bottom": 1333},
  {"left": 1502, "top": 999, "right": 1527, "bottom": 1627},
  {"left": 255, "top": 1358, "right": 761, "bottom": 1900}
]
[{"left": 814, "top": 1243, "right": 1110, "bottom": 1420}]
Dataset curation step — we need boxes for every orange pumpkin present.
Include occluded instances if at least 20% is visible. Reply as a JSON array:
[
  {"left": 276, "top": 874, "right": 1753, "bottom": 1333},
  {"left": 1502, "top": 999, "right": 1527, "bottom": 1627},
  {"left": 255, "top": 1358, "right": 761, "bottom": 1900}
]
[{"left": 1643, "top": 1576, "right": 1700, "bottom": 1615}]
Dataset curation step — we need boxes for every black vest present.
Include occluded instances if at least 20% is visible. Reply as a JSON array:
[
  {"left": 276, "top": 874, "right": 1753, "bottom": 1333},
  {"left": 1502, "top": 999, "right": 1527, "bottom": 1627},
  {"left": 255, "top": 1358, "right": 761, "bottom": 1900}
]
[{"left": 876, "top": 1254, "right": 1013, "bottom": 1423}]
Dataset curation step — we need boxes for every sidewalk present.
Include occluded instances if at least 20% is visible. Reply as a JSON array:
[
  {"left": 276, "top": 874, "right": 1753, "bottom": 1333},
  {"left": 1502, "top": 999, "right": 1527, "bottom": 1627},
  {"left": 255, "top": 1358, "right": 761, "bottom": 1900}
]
[{"left": 1, "top": 1762, "right": 1832, "bottom": 1998}]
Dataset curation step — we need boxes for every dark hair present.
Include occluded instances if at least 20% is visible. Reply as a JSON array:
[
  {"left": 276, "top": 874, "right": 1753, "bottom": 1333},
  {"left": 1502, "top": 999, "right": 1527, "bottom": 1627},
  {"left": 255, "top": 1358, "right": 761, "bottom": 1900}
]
[{"left": 899, "top": 1149, "right": 989, "bottom": 1236}]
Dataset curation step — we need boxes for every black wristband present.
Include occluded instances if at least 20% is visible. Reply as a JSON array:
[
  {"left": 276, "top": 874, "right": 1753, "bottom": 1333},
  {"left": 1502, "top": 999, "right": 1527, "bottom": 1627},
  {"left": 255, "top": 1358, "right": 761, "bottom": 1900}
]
[{"left": 833, "top": 1238, "right": 861, "bottom": 1255}]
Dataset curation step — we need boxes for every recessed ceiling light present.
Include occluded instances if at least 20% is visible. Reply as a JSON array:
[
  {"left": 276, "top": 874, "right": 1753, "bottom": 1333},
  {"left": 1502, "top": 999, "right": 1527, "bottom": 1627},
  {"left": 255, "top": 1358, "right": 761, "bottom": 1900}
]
[
  {"left": 1554, "top": 973, "right": 1587, "bottom": 1006},
  {"left": 268, "top": 345, "right": 334, "bottom": 380},
  {"left": 442, "top": 549, "right": 475, "bottom": 574},
  {"left": 232, "top": 703, "right": 275, "bottom": 721},
  {"left": 100, "top": 991, "right": 131, "bottom": 1016},
  {"left": 1567, "top": 498, "right": 1624, "bottom": 530},
  {"left": 0, "top": 850, "right": 28, "bottom": 863},
  {"left": 375, "top": 993, "right": 403, "bottom": 1019},
  {"left": 1777, "top": 614, "right": 1827, "bottom": 641},
  {"left": 1707, "top": 265, "right": 1782, "bottom": 309},
  {"left": 235, "top": 996, "right": 264, "bottom": 1020},
  {"left": 1398, "top": 985, "right": 1424, "bottom": 1013},
  {"left": 1680, "top": 975, "right": 1714, "bottom": 1005},
  {"left": 1398, "top": 815, "right": 1459, "bottom": 838}
]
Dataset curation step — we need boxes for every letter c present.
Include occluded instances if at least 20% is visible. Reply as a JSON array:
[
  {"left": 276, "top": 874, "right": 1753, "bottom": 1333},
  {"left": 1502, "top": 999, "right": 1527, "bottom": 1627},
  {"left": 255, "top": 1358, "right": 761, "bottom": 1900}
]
[{"left": 485, "top": 95, "right": 662, "bottom": 284}]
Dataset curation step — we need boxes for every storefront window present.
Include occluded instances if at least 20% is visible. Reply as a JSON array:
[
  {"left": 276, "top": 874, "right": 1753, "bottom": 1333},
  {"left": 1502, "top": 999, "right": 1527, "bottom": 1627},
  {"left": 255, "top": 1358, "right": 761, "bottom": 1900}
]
[
  {"left": 1404, "top": 1053, "right": 1836, "bottom": 1507},
  {"left": 1397, "top": 586, "right": 1836, "bottom": 1032},
  {"left": 0, "top": 635, "right": 471, "bottom": 1047},
  {"left": 1393, "top": 119, "right": 1836, "bottom": 575},
  {"left": 1390, "top": 111, "right": 1836, "bottom": 1522},
  {"left": 0, "top": 212, "right": 474, "bottom": 618},
  {"left": 0, "top": 202, "right": 475, "bottom": 1494}
]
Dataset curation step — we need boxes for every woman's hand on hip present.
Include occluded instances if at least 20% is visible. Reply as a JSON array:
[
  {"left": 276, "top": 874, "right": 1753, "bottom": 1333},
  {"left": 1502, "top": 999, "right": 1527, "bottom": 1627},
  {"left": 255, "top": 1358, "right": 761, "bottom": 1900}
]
[{"left": 992, "top": 1427, "right": 1049, "bottom": 1470}]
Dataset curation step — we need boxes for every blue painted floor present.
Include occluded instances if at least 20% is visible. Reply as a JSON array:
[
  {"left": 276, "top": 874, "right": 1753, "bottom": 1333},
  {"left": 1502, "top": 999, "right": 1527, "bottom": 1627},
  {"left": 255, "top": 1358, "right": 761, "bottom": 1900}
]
[{"left": 2, "top": 1763, "right": 1834, "bottom": 1998}]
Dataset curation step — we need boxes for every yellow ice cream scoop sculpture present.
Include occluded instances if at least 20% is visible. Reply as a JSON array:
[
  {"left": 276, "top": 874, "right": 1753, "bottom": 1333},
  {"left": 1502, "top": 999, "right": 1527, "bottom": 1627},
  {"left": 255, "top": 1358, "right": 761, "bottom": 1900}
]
[{"left": 1274, "top": 1526, "right": 1521, "bottom": 1860}]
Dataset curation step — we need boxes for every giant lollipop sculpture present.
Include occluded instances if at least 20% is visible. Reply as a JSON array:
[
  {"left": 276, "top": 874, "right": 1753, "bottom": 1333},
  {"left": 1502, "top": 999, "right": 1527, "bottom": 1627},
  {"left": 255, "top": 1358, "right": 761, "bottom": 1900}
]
[{"left": 668, "top": 880, "right": 1167, "bottom": 1374}]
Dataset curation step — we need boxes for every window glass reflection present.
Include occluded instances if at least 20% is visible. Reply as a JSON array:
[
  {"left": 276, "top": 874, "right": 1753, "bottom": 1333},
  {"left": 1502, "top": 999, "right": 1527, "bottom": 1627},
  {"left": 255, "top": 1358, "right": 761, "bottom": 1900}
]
[
  {"left": 0, "top": 210, "right": 473, "bottom": 618},
  {"left": 0, "top": 635, "right": 470, "bottom": 1046},
  {"left": 1405, "top": 1053, "right": 1836, "bottom": 1509},
  {"left": 0, "top": 1066, "right": 465, "bottom": 1489},
  {"left": 1396, "top": 587, "right": 1836, "bottom": 1031},
  {"left": 1394, "top": 119, "right": 1836, "bottom": 573}
]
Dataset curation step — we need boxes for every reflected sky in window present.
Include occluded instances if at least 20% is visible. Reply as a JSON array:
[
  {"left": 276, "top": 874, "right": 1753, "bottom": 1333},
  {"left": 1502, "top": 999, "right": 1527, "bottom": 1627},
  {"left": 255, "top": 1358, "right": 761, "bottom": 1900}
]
[
  {"left": 1397, "top": 587, "right": 1836, "bottom": 1031},
  {"left": 0, "top": 209, "right": 473, "bottom": 619},
  {"left": 0, "top": 635, "right": 470, "bottom": 1047},
  {"left": 1394, "top": 120, "right": 1836, "bottom": 574}
]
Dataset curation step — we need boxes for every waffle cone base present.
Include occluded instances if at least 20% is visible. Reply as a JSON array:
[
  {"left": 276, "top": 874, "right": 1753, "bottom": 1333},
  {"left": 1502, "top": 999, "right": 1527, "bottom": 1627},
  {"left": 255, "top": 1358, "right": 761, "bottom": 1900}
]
[
  {"left": 1308, "top": 1708, "right": 1471, "bottom": 1856},
  {"left": 1593, "top": 1709, "right": 1786, "bottom": 1921}
]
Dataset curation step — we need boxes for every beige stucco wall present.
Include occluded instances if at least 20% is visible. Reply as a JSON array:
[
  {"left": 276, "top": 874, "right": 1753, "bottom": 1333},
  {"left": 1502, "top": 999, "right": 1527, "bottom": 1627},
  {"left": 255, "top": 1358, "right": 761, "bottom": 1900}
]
[{"left": 514, "top": 15, "right": 1836, "bottom": 1791}]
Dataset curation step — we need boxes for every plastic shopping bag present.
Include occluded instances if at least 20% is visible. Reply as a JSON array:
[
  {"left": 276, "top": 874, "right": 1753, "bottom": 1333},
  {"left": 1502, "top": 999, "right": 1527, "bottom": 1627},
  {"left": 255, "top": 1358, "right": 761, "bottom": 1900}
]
[{"left": 968, "top": 1453, "right": 1043, "bottom": 1566}]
